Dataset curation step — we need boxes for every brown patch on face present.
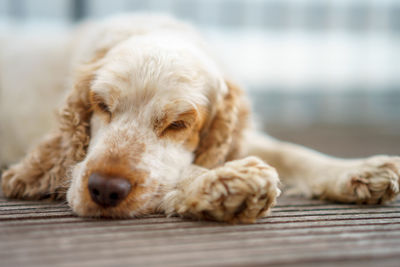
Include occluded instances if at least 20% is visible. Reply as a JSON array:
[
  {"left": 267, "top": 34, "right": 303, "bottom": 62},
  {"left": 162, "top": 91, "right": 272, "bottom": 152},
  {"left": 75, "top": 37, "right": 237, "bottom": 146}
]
[
  {"left": 155, "top": 105, "right": 208, "bottom": 151},
  {"left": 89, "top": 91, "right": 112, "bottom": 122},
  {"left": 88, "top": 158, "right": 145, "bottom": 190},
  {"left": 184, "top": 107, "right": 208, "bottom": 151}
]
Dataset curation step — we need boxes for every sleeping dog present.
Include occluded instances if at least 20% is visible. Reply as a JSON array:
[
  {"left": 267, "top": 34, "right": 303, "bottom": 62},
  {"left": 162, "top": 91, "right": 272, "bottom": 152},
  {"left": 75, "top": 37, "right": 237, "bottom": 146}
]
[{"left": 1, "top": 14, "right": 399, "bottom": 223}]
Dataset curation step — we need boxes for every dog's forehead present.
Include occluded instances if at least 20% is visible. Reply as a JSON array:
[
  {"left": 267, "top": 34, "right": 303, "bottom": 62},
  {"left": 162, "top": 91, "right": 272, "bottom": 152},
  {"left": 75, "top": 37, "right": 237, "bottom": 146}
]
[{"left": 91, "top": 36, "right": 224, "bottom": 109}]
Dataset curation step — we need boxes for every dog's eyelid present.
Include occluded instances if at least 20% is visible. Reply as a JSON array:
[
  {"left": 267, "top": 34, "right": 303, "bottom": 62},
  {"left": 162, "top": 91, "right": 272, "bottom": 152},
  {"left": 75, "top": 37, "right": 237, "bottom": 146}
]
[
  {"left": 157, "top": 108, "right": 198, "bottom": 136},
  {"left": 90, "top": 92, "right": 112, "bottom": 115},
  {"left": 167, "top": 120, "right": 187, "bottom": 130},
  {"left": 159, "top": 119, "right": 189, "bottom": 137},
  {"left": 97, "top": 101, "right": 111, "bottom": 114}
]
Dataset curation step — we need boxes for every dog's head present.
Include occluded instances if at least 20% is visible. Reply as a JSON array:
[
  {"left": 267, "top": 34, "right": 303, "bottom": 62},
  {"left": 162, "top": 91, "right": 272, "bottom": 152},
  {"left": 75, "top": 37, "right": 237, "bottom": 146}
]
[{"left": 64, "top": 32, "right": 248, "bottom": 217}]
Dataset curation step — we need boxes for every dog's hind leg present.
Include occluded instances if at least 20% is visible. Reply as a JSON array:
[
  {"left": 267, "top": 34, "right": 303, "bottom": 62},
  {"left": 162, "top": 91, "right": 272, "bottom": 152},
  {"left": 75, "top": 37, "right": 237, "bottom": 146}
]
[{"left": 244, "top": 131, "right": 400, "bottom": 204}]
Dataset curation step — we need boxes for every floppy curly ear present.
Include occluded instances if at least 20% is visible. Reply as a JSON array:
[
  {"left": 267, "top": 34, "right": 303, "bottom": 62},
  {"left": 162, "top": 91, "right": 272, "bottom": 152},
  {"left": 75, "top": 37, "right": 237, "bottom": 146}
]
[
  {"left": 1, "top": 59, "right": 102, "bottom": 200},
  {"left": 194, "top": 81, "right": 250, "bottom": 169}
]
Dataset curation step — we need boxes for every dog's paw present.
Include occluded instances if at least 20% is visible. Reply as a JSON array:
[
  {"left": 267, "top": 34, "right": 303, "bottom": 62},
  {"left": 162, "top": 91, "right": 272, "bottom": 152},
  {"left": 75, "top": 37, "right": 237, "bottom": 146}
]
[
  {"left": 1, "top": 167, "right": 28, "bottom": 199},
  {"left": 331, "top": 156, "right": 400, "bottom": 204},
  {"left": 177, "top": 157, "right": 281, "bottom": 223},
  {"left": 1, "top": 165, "right": 63, "bottom": 200}
]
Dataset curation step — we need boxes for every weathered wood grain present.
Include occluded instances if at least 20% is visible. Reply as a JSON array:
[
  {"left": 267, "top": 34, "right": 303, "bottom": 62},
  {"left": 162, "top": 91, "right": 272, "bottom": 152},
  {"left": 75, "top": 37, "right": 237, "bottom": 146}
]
[{"left": 1, "top": 191, "right": 399, "bottom": 267}]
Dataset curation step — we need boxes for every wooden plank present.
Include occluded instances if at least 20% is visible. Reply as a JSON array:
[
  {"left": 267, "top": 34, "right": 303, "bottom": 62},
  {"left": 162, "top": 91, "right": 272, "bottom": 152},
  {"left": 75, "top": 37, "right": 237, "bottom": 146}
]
[
  {"left": 3, "top": 237, "right": 400, "bottom": 267},
  {"left": 2, "top": 226, "right": 400, "bottom": 254},
  {"left": 1, "top": 193, "right": 399, "bottom": 267}
]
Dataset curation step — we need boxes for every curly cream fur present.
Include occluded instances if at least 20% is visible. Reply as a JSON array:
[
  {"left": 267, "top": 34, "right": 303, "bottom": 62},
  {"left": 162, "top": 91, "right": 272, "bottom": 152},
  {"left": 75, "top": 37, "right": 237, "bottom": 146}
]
[{"left": 1, "top": 14, "right": 399, "bottom": 224}]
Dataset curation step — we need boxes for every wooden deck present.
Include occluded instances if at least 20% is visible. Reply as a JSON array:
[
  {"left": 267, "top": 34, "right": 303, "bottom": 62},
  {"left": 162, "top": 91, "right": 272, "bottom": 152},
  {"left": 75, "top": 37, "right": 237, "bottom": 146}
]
[
  {"left": 1, "top": 127, "right": 400, "bottom": 267},
  {"left": 1, "top": 192, "right": 400, "bottom": 267}
]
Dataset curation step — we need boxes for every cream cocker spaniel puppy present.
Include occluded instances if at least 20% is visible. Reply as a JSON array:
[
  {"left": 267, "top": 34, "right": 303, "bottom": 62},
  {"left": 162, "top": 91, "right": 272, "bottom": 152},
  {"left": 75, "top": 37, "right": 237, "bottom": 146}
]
[{"left": 1, "top": 14, "right": 399, "bottom": 223}]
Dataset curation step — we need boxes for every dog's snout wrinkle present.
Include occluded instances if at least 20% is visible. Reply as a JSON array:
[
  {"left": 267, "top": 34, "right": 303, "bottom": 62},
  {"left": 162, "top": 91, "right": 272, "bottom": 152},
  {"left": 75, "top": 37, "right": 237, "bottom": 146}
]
[{"left": 88, "top": 173, "right": 131, "bottom": 208}]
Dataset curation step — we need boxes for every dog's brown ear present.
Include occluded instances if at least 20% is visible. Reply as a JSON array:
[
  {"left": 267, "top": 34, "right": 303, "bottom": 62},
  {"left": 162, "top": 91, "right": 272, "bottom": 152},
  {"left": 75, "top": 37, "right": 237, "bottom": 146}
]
[
  {"left": 1, "top": 57, "right": 103, "bottom": 200},
  {"left": 57, "top": 61, "right": 102, "bottom": 161},
  {"left": 194, "top": 80, "right": 250, "bottom": 169}
]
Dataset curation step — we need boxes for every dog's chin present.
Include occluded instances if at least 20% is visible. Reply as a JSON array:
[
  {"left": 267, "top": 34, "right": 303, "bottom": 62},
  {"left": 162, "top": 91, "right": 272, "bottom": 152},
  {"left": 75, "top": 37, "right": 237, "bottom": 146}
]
[
  {"left": 74, "top": 206, "right": 143, "bottom": 219},
  {"left": 68, "top": 199, "right": 153, "bottom": 219}
]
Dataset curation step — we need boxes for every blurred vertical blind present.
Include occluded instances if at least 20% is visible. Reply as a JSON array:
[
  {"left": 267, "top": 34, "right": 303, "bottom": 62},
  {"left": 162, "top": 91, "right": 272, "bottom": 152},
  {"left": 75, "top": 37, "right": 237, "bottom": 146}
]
[
  {"left": 1, "top": 0, "right": 399, "bottom": 31},
  {"left": 0, "top": 0, "right": 399, "bottom": 127}
]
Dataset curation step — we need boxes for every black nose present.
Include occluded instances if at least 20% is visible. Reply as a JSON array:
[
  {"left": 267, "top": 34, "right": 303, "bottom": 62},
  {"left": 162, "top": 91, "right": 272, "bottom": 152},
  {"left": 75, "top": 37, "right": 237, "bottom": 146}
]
[{"left": 88, "top": 173, "right": 131, "bottom": 207}]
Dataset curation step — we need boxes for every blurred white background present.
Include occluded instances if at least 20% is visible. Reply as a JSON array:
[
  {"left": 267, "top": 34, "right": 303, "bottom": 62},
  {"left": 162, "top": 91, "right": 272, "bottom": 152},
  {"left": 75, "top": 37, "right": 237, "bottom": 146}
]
[{"left": 0, "top": 0, "right": 399, "bottom": 156}]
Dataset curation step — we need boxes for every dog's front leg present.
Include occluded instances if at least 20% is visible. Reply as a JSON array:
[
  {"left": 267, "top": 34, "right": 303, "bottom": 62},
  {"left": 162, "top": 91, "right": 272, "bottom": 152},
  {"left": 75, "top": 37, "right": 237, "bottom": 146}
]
[
  {"left": 161, "top": 156, "right": 280, "bottom": 223},
  {"left": 2, "top": 125, "right": 89, "bottom": 201},
  {"left": 1, "top": 132, "right": 79, "bottom": 200}
]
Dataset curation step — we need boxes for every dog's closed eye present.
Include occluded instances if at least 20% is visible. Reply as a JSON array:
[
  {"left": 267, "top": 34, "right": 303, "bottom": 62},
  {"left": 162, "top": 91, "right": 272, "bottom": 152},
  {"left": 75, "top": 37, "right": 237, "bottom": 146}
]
[
  {"left": 158, "top": 109, "right": 199, "bottom": 138},
  {"left": 166, "top": 120, "right": 187, "bottom": 131},
  {"left": 96, "top": 101, "right": 110, "bottom": 114},
  {"left": 90, "top": 92, "right": 112, "bottom": 119},
  {"left": 161, "top": 120, "right": 189, "bottom": 137}
]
